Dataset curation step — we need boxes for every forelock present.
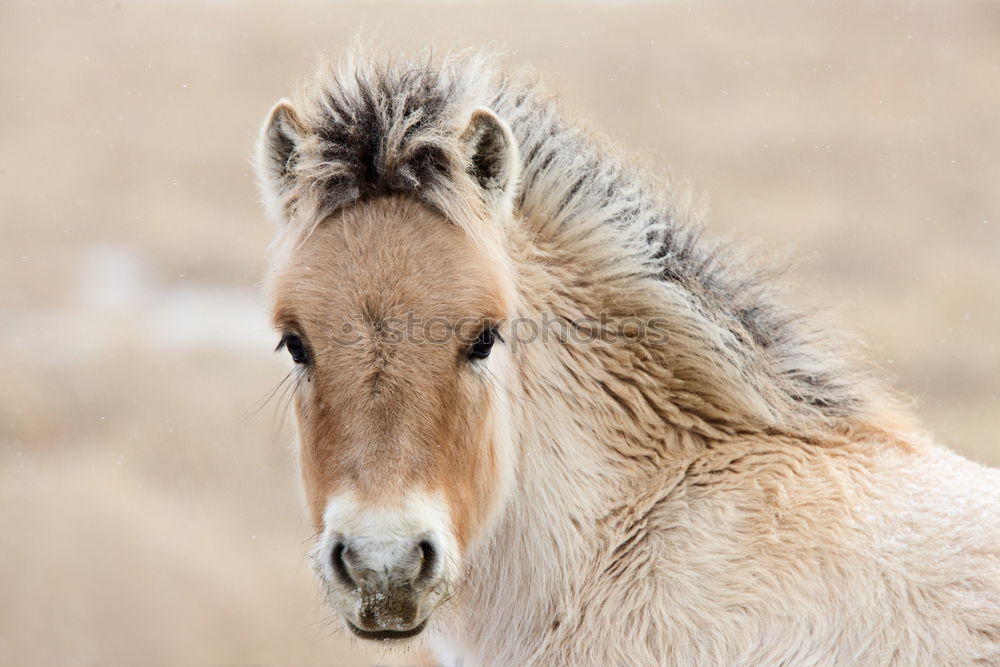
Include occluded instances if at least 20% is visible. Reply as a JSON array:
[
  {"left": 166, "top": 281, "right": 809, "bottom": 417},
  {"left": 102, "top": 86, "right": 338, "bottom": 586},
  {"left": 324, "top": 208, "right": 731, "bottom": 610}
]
[{"left": 280, "top": 51, "right": 500, "bottom": 232}]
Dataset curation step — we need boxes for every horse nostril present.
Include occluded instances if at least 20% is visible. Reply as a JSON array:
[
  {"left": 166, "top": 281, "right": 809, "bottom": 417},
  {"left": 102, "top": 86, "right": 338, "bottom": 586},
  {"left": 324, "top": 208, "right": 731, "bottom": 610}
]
[
  {"left": 416, "top": 539, "right": 437, "bottom": 583},
  {"left": 331, "top": 542, "right": 355, "bottom": 588}
]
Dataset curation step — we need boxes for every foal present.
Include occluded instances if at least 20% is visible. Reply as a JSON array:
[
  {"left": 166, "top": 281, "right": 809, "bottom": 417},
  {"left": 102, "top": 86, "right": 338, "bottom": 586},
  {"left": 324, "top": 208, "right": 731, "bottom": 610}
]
[{"left": 256, "top": 52, "right": 1000, "bottom": 665}]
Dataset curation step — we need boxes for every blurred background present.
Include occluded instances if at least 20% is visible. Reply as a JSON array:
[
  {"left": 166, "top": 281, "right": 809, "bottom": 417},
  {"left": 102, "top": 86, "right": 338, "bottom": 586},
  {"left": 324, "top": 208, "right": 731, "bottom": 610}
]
[{"left": 1, "top": 0, "right": 997, "bottom": 665}]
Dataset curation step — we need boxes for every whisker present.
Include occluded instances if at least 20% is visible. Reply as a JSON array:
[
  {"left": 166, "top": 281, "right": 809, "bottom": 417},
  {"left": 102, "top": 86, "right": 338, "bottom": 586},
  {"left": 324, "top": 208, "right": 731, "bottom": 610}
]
[
  {"left": 241, "top": 367, "right": 299, "bottom": 424},
  {"left": 271, "top": 367, "right": 305, "bottom": 442}
]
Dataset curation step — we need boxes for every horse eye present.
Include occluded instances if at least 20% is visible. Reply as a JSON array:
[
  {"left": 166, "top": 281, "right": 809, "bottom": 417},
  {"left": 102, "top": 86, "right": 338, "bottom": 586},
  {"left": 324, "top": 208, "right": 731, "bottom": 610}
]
[
  {"left": 468, "top": 325, "right": 501, "bottom": 361},
  {"left": 278, "top": 333, "right": 310, "bottom": 364}
]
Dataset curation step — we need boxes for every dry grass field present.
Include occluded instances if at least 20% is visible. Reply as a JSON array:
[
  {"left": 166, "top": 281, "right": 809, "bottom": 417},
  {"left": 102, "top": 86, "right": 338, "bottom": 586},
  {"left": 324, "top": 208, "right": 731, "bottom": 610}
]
[{"left": 1, "top": 1, "right": 998, "bottom": 665}]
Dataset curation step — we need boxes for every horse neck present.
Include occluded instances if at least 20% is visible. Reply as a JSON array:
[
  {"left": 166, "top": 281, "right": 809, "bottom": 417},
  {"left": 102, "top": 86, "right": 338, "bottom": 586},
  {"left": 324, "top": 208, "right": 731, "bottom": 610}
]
[
  {"left": 446, "top": 352, "right": 705, "bottom": 663},
  {"left": 445, "top": 399, "right": 625, "bottom": 661},
  {"left": 445, "top": 257, "right": 712, "bottom": 659}
]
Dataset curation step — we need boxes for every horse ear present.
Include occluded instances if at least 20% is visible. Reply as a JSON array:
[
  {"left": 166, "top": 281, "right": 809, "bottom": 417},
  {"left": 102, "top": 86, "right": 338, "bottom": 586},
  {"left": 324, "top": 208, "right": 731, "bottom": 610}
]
[
  {"left": 256, "top": 99, "right": 306, "bottom": 223},
  {"left": 459, "top": 107, "right": 519, "bottom": 213}
]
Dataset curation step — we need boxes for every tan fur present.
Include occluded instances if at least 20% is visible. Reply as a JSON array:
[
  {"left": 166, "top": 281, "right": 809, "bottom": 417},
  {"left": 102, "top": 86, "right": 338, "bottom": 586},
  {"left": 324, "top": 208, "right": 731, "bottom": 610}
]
[
  {"left": 271, "top": 196, "right": 510, "bottom": 548},
  {"left": 258, "top": 51, "right": 1000, "bottom": 665}
]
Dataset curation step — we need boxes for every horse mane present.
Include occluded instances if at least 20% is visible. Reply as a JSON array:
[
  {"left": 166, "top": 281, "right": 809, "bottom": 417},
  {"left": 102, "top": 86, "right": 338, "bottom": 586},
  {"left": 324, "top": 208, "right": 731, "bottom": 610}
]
[{"left": 269, "top": 48, "right": 906, "bottom": 436}]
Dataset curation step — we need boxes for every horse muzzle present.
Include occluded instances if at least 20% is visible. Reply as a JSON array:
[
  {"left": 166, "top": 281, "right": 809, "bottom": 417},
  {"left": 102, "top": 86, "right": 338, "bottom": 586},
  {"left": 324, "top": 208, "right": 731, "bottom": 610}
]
[
  {"left": 314, "top": 491, "right": 459, "bottom": 640},
  {"left": 328, "top": 536, "right": 441, "bottom": 639}
]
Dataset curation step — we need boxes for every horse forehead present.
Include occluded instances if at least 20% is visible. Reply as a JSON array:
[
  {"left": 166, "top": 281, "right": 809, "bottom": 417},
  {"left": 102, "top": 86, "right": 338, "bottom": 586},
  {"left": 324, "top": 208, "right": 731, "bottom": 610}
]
[
  {"left": 283, "top": 202, "right": 494, "bottom": 315},
  {"left": 321, "top": 324, "right": 459, "bottom": 391}
]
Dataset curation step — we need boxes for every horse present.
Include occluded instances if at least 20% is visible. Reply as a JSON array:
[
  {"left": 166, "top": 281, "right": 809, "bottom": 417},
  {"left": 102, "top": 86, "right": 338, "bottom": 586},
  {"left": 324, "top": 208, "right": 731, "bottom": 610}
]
[{"left": 255, "top": 51, "right": 1000, "bottom": 665}]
